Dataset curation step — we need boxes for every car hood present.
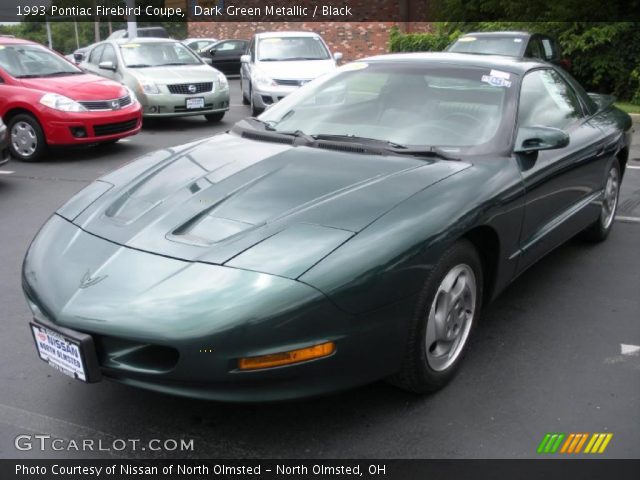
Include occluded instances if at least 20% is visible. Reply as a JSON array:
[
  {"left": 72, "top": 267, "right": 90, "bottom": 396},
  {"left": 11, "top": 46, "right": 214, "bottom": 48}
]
[
  {"left": 62, "top": 133, "right": 469, "bottom": 269},
  {"left": 19, "top": 73, "right": 127, "bottom": 100},
  {"left": 129, "top": 64, "right": 219, "bottom": 83},
  {"left": 255, "top": 59, "right": 336, "bottom": 80}
]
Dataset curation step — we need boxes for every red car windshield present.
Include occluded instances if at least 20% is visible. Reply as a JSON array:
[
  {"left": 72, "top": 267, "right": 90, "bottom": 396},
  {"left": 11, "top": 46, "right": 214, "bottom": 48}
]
[{"left": 0, "top": 44, "right": 82, "bottom": 78}]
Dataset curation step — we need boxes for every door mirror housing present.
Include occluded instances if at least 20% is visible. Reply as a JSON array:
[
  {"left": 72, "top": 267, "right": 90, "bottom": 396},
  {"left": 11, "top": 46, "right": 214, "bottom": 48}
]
[
  {"left": 98, "top": 61, "right": 116, "bottom": 71},
  {"left": 333, "top": 52, "right": 343, "bottom": 62},
  {"left": 514, "top": 126, "right": 569, "bottom": 153},
  {"left": 208, "top": 48, "right": 217, "bottom": 57},
  {"left": 240, "top": 54, "right": 250, "bottom": 64}
]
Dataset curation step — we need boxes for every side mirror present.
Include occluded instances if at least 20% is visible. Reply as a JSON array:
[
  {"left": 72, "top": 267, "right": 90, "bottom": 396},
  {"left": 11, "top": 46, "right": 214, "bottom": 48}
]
[
  {"left": 334, "top": 52, "right": 343, "bottom": 62},
  {"left": 98, "top": 61, "right": 116, "bottom": 71},
  {"left": 514, "top": 126, "right": 569, "bottom": 153},
  {"left": 240, "top": 54, "right": 250, "bottom": 64},
  {"left": 208, "top": 48, "right": 217, "bottom": 57}
]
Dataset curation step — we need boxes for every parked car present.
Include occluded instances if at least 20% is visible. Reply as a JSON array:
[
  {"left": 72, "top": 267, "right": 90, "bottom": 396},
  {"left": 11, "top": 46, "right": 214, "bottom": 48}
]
[
  {"left": 71, "top": 44, "right": 95, "bottom": 64},
  {"left": 447, "top": 31, "right": 569, "bottom": 68},
  {"left": 183, "top": 37, "right": 219, "bottom": 52},
  {"left": 81, "top": 38, "right": 229, "bottom": 121},
  {"left": 107, "top": 26, "right": 169, "bottom": 41},
  {"left": 0, "top": 117, "right": 9, "bottom": 166},
  {"left": 22, "top": 52, "right": 631, "bottom": 400},
  {"left": 240, "top": 31, "right": 342, "bottom": 115},
  {"left": 199, "top": 39, "right": 248, "bottom": 76},
  {"left": 0, "top": 37, "right": 142, "bottom": 162}
]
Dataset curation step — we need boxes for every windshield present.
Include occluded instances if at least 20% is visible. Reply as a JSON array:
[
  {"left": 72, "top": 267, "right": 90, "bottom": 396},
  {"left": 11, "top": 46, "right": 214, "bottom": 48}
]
[
  {"left": 119, "top": 42, "right": 202, "bottom": 67},
  {"left": 0, "top": 44, "right": 82, "bottom": 78},
  {"left": 257, "top": 37, "right": 330, "bottom": 61},
  {"left": 448, "top": 37, "right": 525, "bottom": 57},
  {"left": 259, "top": 62, "right": 515, "bottom": 153}
]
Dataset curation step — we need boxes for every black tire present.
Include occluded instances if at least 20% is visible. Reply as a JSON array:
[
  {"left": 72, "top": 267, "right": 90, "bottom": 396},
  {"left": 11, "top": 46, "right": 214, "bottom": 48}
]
[
  {"left": 204, "top": 112, "right": 225, "bottom": 122},
  {"left": 580, "top": 160, "right": 621, "bottom": 243},
  {"left": 241, "top": 78, "right": 250, "bottom": 105},
  {"left": 249, "top": 85, "right": 263, "bottom": 116},
  {"left": 389, "top": 240, "right": 483, "bottom": 393},
  {"left": 8, "top": 113, "right": 47, "bottom": 162}
]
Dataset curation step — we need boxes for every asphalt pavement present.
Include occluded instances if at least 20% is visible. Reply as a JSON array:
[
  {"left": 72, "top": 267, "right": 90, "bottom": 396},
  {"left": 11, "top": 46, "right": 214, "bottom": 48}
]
[{"left": 0, "top": 80, "right": 638, "bottom": 460}]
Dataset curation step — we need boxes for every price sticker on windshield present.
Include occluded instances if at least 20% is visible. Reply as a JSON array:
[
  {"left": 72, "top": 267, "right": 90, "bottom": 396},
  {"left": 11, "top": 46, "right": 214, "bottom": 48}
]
[{"left": 481, "top": 69, "right": 512, "bottom": 87}]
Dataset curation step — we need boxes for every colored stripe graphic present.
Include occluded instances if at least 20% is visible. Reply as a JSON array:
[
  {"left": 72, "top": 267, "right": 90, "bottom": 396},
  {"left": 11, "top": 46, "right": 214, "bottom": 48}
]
[
  {"left": 537, "top": 433, "right": 565, "bottom": 453},
  {"left": 539, "top": 433, "right": 613, "bottom": 454}
]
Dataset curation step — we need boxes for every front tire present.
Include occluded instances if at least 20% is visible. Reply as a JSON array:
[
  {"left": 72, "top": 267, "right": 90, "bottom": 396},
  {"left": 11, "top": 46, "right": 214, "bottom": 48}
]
[
  {"left": 250, "top": 85, "right": 263, "bottom": 116},
  {"left": 8, "top": 114, "right": 47, "bottom": 162},
  {"left": 390, "top": 240, "right": 483, "bottom": 393},
  {"left": 581, "top": 160, "right": 620, "bottom": 242},
  {"left": 241, "top": 77, "right": 250, "bottom": 105}
]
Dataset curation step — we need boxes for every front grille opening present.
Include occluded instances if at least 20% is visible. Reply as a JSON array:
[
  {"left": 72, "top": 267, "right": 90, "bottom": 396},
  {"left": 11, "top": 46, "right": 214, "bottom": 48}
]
[
  {"left": 94, "top": 335, "right": 179, "bottom": 373},
  {"left": 167, "top": 82, "right": 213, "bottom": 95},
  {"left": 93, "top": 119, "right": 138, "bottom": 137},
  {"left": 79, "top": 95, "right": 132, "bottom": 111}
]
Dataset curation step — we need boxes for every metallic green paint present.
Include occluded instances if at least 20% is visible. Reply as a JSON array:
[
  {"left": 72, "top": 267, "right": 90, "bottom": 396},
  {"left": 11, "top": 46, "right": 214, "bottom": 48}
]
[{"left": 23, "top": 55, "right": 633, "bottom": 401}]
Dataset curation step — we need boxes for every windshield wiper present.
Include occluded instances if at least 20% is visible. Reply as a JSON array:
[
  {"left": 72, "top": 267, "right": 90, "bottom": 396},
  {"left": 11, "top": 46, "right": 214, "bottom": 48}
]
[
  {"left": 246, "top": 117, "right": 278, "bottom": 131},
  {"left": 126, "top": 64, "right": 152, "bottom": 68},
  {"left": 386, "top": 145, "right": 460, "bottom": 161},
  {"left": 159, "top": 62, "right": 193, "bottom": 66}
]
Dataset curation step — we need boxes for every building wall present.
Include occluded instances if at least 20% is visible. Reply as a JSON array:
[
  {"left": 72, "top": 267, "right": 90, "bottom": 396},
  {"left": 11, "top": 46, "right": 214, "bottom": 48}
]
[{"left": 188, "top": 22, "right": 431, "bottom": 61}]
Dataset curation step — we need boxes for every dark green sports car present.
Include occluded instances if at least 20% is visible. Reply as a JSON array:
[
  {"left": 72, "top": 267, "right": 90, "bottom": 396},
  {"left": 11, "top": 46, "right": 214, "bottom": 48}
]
[{"left": 23, "top": 53, "right": 632, "bottom": 401}]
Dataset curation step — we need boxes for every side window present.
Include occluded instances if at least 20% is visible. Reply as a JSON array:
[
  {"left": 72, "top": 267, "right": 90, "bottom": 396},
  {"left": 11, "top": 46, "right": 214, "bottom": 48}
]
[
  {"left": 541, "top": 39, "right": 555, "bottom": 61},
  {"left": 524, "top": 39, "right": 543, "bottom": 60},
  {"left": 88, "top": 45, "right": 105, "bottom": 65},
  {"left": 217, "top": 42, "right": 235, "bottom": 51},
  {"left": 100, "top": 45, "right": 116, "bottom": 65},
  {"left": 518, "top": 69, "right": 584, "bottom": 130}
]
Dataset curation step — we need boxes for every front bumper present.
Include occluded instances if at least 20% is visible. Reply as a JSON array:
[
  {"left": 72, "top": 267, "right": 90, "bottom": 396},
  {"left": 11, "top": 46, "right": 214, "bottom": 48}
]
[
  {"left": 23, "top": 215, "right": 402, "bottom": 401},
  {"left": 138, "top": 88, "right": 230, "bottom": 118},
  {"left": 0, "top": 124, "right": 9, "bottom": 166},
  {"left": 40, "top": 103, "right": 142, "bottom": 146},
  {"left": 252, "top": 84, "right": 301, "bottom": 109}
]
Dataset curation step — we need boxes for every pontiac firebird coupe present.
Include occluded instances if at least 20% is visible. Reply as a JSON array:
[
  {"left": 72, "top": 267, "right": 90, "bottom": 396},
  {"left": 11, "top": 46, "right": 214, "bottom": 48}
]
[{"left": 23, "top": 53, "right": 632, "bottom": 401}]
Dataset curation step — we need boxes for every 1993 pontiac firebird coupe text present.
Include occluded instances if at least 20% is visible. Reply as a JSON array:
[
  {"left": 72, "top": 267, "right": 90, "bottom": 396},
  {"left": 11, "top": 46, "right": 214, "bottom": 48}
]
[{"left": 23, "top": 53, "right": 631, "bottom": 401}]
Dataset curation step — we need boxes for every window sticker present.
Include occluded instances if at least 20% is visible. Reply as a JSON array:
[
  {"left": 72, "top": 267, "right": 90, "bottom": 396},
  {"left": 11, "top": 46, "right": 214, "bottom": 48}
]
[
  {"left": 481, "top": 74, "right": 512, "bottom": 88},
  {"left": 121, "top": 44, "right": 140, "bottom": 48},
  {"left": 490, "top": 69, "right": 510, "bottom": 79},
  {"left": 514, "top": 38, "right": 523, "bottom": 43}
]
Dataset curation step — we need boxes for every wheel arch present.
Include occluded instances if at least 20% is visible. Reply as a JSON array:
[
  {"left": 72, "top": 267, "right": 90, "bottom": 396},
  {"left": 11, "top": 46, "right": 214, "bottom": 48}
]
[{"left": 461, "top": 225, "right": 501, "bottom": 305}]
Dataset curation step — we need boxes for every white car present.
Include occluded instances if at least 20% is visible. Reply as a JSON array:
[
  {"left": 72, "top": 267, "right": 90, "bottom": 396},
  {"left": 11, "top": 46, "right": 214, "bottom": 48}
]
[{"left": 240, "top": 31, "right": 342, "bottom": 115}]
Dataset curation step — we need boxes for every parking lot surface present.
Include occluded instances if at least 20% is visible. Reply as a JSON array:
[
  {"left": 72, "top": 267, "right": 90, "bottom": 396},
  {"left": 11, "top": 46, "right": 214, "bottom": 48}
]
[{"left": 1, "top": 80, "right": 638, "bottom": 459}]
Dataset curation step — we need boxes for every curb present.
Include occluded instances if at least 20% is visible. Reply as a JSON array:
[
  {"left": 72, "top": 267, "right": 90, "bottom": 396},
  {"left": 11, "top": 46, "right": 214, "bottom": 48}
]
[{"left": 630, "top": 113, "right": 640, "bottom": 123}]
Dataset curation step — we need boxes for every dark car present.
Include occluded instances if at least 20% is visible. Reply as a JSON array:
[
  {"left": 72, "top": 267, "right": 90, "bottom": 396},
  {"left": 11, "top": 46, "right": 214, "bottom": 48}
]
[
  {"left": 23, "top": 53, "right": 631, "bottom": 401},
  {"left": 200, "top": 39, "right": 248, "bottom": 75},
  {"left": 0, "top": 116, "right": 9, "bottom": 166},
  {"left": 447, "top": 31, "right": 567, "bottom": 67}
]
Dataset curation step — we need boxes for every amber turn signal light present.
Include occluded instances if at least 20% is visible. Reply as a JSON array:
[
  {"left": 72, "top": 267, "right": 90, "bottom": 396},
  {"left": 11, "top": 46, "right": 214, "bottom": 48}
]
[{"left": 238, "top": 342, "right": 336, "bottom": 371}]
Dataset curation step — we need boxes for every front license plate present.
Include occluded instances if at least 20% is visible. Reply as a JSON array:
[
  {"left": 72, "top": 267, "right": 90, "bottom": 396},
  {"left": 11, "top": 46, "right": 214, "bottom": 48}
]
[
  {"left": 31, "top": 322, "right": 89, "bottom": 382},
  {"left": 186, "top": 97, "right": 205, "bottom": 109}
]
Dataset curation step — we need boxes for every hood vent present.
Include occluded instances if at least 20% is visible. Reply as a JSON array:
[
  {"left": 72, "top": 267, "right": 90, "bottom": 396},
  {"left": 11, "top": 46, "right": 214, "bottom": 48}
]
[
  {"left": 241, "top": 130, "right": 294, "bottom": 145},
  {"left": 317, "top": 141, "right": 381, "bottom": 155}
]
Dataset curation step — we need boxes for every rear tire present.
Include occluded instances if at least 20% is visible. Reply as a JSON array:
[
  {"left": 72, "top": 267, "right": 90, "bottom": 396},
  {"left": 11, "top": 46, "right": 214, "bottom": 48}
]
[
  {"left": 580, "top": 160, "right": 620, "bottom": 243},
  {"left": 8, "top": 114, "right": 47, "bottom": 162},
  {"left": 389, "top": 240, "right": 483, "bottom": 393},
  {"left": 204, "top": 112, "right": 225, "bottom": 122}
]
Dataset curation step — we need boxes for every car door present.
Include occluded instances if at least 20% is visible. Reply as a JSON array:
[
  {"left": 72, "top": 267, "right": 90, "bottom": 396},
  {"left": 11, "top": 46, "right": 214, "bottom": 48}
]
[
  {"left": 210, "top": 41, "right": 239, "bottom": 75},
  {"left": 515, "top": 68, "right": 608, "bottom": 272},
  {"left": 81, "top": 43, "right": 105, "bottom": 75},
  {"left": 95, "top": 44, "right": 121, "bottom": 83}
]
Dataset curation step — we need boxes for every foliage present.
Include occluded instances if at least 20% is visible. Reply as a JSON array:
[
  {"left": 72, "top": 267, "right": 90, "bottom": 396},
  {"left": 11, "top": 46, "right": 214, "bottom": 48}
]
[{"left": 389, "top": 22, "right": 640, "bottom": 102}]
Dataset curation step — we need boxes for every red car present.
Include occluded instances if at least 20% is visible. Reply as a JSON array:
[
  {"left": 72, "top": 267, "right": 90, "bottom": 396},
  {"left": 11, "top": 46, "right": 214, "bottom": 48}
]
[{"left": 0, "top": 37, "right": 142, "bottom": 162}]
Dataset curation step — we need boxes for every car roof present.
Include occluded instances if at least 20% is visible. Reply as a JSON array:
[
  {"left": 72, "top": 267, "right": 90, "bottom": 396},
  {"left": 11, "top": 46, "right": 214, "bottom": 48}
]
[
  {"left": 0, "top": 37, "right": 36, "bottom": 46},
  {"left": 361, "top": 52, "right": 548, "bottom": 75},
  {"left": 255, "top": 31, "right": 321, "bottom": 39},
  {"left": 459, "top": 31, "right": 534, "bottom": 39},
  {"left": 113, "top": 37, "right": 179, "bottom": 45}
]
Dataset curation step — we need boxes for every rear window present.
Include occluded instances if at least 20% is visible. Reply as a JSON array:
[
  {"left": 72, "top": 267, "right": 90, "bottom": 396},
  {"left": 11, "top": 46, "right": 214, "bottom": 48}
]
[{"left": 449, "top": 36, "right": 525, "bottom": 57}]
